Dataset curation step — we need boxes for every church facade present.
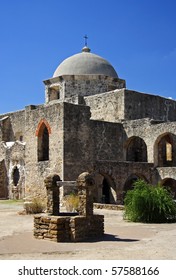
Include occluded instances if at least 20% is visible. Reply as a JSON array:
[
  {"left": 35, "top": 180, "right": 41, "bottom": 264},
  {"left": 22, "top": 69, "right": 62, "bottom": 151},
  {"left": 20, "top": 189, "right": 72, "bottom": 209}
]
[{"left": 1, "top": 44, "right": 176, "bottom": 204}]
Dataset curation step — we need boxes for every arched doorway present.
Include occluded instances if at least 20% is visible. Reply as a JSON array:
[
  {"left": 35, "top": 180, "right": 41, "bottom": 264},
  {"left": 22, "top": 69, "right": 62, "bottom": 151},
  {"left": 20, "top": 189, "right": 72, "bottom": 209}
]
[
  {"left": 123, "top": 174, "right": 148, "bottom": 203},
  {"left": 102, "top": 177, "right": 110, "bottom": 203},
  {"left": 94, "top": 173, "right": 116, "bottom": 204},
  {"left": 154, "top": 133, "right": 176, "bottom": 167},
  {"left": 126, "top": 136, "right": 147, "bottom": 162},
  {"left": 161, "top": 178, "right": 176, "bottom": 199}
]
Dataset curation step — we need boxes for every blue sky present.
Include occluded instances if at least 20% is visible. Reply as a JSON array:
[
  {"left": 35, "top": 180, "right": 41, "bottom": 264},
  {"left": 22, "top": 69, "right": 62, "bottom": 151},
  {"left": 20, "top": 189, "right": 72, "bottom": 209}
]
[{"left": 0, "top": 0, "right": 176, "bottom": 114}]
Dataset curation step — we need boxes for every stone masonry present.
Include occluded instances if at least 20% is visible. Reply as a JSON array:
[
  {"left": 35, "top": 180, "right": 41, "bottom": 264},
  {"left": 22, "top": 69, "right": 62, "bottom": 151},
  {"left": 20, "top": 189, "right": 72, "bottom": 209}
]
[
  {"left": 34, "top": 173, "right": 104, "bottom": 242},
  {"left": 1, "top": 44, "right": 176, "bottom": 204}
]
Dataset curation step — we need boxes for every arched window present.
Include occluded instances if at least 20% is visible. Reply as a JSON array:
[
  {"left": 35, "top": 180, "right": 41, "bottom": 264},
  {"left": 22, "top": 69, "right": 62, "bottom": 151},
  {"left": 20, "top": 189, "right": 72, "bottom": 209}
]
[
  {"left": 126, "top": 136, "right": 147, "bottom": 162},
  {"left": 36, "top": 120, "right": 51, "bottom": 162},
  {"left": 13, "top": 166, "right": 20, "bottom": 186},
  {"left": 154, "top": 133, "right": 175, "bottom": 167}
]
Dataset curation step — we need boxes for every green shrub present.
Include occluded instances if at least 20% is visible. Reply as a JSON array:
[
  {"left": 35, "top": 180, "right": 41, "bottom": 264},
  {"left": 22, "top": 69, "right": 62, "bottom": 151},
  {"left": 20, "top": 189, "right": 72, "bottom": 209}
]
[
  {"left": 24, "top": 197, "right": 46, "bottom": 214},
  {"left": 124, "top": 179, "right": 176, "bottom": 223}
]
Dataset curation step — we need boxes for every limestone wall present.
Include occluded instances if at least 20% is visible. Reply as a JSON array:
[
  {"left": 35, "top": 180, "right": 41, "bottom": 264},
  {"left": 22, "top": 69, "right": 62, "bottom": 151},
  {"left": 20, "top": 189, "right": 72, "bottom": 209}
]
[
  {"left": 63, "top": 103, "right": 94, "bottom": 180},
  {"left": 0, "top": 110, "right": 26, "bottom": 142},
  {"left": 44, "top": 75, "right": 126, "bottom": 104},
  {"left": 90, "top": 120, "right": 124, "bottom": 161},
  {"left": 123, "top": 118, "right": 176, "bottom": 165},
  {"left": 34, "top": 214, "right": 104, "bottom": 242},
  {"left": 24, "top": 103, "right": 64, "bottom": 198},
  {"left": 124, "top": 90, "right": 176, "bottom": 121},
  {"left": 84, "top": 89, "right": 125, "bottom": 122}
]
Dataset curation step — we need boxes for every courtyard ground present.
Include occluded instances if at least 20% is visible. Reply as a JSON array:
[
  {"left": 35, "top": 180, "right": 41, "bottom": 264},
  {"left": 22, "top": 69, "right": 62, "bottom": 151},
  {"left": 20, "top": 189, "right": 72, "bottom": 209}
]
[{"left": 0, "top": 200, "right": 176, "bottom": 260}]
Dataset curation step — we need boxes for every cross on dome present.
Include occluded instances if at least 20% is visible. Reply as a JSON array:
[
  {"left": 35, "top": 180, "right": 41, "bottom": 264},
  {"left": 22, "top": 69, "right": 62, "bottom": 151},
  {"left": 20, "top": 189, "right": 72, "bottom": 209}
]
[{"left": 82, "top": 34, "right": 91, "bottom": 52}]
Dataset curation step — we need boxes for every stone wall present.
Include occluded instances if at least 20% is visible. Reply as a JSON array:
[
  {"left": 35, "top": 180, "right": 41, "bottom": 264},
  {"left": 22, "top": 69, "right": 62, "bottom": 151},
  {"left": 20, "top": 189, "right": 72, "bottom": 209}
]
[
  {"left": 84, "top": 89, "right": 125, "bottom": 122},
  {"left": 63, "top": 103, "right": 124, "bottom": 180},
  {"left": 24, "top": 103, "right": 64, "bottom": 198},
  {"left": 90, "top": 120, "right": 124, "bottom": 161},
  {"left": 85, "top": 89, "right": 176, "bottom": 123},
  {"left": 34, "top": 214, "right": 104, "bottom": 242},
  {"left": 124, "top": 90, "right": 176, "bottom": 121},
  {"left": 44, "top": 75, "right": 126, "bottom": 104},
  {"left": 93, "top": 161, "right": 157, "bottom": 204},
  {"left": 63, "top": 103, "right": 94, "bottom": 181},
  {"left": 0, "top": 109, "right": 26, "bottom": 142},
  {"left": 122, "top": 118, "right": 176, "bottom": 165}
]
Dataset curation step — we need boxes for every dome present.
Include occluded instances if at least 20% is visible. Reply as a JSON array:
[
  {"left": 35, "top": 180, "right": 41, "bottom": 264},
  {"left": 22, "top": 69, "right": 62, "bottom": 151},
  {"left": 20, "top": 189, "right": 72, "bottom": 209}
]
[{"left": 53, "top": 47, "right": 118, "bottom": 78}]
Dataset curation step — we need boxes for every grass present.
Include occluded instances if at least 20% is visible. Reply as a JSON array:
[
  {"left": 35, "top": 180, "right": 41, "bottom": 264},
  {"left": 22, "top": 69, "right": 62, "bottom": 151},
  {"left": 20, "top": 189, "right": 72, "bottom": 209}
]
[{"left": 0, "top": 199, "right": 23, "bottom": 205}]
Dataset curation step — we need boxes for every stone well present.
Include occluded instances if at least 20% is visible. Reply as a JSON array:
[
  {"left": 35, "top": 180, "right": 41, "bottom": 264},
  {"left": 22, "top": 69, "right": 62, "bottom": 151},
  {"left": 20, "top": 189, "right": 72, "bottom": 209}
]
[{"left": 34, "top": 172, "right": 104, "bottom": 242}]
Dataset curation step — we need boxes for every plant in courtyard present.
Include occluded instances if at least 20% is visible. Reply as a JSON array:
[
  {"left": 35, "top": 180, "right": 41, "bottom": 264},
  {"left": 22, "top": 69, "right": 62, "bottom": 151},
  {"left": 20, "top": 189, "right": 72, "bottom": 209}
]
[
  {"left": 65, "top": 193, "right": 79, "bottom": 212},
  {"left": 124, "top": 179, "right": 176, "bottom": 223},
  {"left": 24, "top": 197, "right": 46, "bottom": 214}
]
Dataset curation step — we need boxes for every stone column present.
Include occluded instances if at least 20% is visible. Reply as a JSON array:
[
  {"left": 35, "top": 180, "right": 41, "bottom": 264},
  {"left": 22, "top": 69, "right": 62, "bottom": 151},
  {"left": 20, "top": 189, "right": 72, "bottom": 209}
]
[
  {"left": 44, "top": 174, "right": 61, "bottom": 215},
  {"left": 77, "top": 172, "right": 95, "bottom": 216}
]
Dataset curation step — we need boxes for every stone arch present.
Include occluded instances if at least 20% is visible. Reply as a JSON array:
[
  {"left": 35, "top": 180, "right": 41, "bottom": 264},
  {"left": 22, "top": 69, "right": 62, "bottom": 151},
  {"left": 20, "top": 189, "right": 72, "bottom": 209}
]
[
  {"left": 35, "top": 119, "right": 51, "bottom": 136},
  {"left": 94, "top": 172, "right": 116, "bottom": 204},
  {"left": 154, "top": 132, "right": 176, "bottom": 167},
  {"left": 160, "top": 178, "right": 176, "bottom": 199},
  {"left": 123, "top": 173, "right": 148, "bottom": 202},
  {"left": 125, "top": 136, "right": 148, "bottom": 162},
  {"left": 36, "top": 119, "right": 51, "bottom": 161}
]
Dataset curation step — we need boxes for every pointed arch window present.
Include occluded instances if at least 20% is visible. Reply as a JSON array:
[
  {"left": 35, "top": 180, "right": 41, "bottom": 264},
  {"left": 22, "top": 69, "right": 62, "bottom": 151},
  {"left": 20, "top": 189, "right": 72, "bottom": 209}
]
[{"left": 36, "top": 119, "right": 51, "bottom": 162}]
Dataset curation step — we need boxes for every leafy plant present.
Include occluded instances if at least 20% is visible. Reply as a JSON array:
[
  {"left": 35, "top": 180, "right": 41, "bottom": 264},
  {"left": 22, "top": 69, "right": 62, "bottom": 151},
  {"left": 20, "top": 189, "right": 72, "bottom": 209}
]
[
  {"left": 24, "top": 197, "right": 46, "bottom": 214},
  {"left": 124, "top": 179, "right": 176, "bottom": 223}
]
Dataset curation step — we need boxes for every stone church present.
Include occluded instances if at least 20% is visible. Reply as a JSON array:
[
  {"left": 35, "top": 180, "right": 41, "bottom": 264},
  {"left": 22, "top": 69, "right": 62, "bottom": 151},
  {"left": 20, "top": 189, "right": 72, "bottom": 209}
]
[{"left": 1, "top": 43, "right": 176, "bottom": 204}]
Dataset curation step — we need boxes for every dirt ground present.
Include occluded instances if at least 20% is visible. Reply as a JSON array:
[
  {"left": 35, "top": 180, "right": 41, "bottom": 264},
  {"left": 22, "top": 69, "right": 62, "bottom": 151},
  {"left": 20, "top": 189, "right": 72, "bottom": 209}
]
[{"left": 0, "top": 201, "right": 176, "bottom": 260}]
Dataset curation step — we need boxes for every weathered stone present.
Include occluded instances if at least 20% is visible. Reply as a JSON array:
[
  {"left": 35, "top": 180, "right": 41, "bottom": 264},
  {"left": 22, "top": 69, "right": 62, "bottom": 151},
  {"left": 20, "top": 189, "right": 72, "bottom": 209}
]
[{"left": 34, "top": 172, "right": 104, "bottom": 242}]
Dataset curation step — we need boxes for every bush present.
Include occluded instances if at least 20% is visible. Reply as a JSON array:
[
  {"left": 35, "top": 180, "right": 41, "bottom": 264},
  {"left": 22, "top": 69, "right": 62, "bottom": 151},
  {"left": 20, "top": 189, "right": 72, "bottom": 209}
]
[
  {"left": 124, "top": 179, "right": 176, "bottom": 223},
  {"left": 24, "top": 197, "right": 46, "bottom": 214},
  {"left": 65, "top": 193, "right": 79, "bottom": 212}
]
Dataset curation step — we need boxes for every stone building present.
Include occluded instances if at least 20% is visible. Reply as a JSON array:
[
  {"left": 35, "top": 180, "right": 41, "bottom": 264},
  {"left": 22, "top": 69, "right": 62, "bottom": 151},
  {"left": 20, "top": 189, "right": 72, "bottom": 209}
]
[{"left": 1, "top": 44, "right": 176, "bottom": 203}]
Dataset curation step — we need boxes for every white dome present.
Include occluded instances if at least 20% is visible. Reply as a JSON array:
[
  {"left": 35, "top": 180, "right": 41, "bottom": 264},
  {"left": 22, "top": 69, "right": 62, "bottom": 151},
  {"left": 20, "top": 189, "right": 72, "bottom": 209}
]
[{"left": 53, "top": 47, "right": 118, "bottom": 78}]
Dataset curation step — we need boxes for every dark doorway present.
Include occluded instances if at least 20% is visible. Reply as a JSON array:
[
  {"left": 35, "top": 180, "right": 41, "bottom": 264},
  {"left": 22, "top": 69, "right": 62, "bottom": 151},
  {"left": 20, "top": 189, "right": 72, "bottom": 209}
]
[
  {"left": 162, "top": 178, "right": 176, "bottom": 199},
  {"left": 102, "top": 177, "right": 110, "bottom": 204}
]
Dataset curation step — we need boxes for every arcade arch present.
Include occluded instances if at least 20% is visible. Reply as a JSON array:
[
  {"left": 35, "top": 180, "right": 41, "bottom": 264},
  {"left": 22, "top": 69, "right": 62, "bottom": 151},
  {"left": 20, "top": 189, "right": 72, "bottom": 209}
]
[
  {"left": 125, "top": 136, "right": 147, "bottom": 162},
  {"left": 160, "top": 178, "right": 176, "bottom": 199},
  {"left": 94, "top": 172, "right": 116, "bottom": 204},
  {"left": 154, "top": 132, "right": 176, "bottom": 167},
  {"left": 123, "top": 173, "right": 148, "bottom": 202}
]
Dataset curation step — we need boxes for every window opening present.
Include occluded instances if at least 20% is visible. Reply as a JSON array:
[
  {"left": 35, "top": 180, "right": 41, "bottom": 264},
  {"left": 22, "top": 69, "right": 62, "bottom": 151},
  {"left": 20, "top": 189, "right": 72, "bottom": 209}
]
[
  {"left": 38, "top": 125, "right": 49, "bottom": 161},
  {"left": 13, "top": 167, "right": 20, "bottom": 186}
]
